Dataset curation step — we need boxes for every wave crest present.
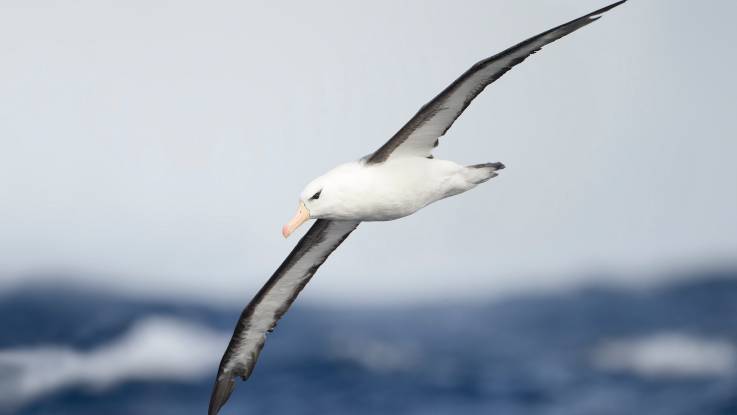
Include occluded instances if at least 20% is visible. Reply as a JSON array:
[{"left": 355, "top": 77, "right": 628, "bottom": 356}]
[
  {"left": 0, "top": 316, "right": 227, "bottom": 406},
  {"left": 592, "top": 332, "right": 737, "bottom": 378}
]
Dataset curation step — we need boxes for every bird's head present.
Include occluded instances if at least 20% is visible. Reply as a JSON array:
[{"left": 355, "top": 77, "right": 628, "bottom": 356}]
[{"left": 282, "top": 165, "right": 354, "bottom": 238}]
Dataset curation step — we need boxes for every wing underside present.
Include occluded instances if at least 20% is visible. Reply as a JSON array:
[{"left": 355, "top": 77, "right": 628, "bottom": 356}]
[{"left": 208, "top": 219, "right": 359, "bottom": 415}]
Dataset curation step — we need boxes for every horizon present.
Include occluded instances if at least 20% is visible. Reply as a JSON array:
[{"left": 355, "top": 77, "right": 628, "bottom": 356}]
[{"left": 4, "top": 263, "right": 737, "bottom": 307}]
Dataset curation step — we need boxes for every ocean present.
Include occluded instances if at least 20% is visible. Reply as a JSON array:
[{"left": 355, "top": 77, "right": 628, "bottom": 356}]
[{"left": 1, "top": 269, "right": 736, "bottom": 415}]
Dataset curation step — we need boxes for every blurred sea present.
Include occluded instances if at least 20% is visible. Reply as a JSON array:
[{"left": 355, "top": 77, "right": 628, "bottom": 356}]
[{"left": 2, "top": 269, "right": 737, "bottom": 415}]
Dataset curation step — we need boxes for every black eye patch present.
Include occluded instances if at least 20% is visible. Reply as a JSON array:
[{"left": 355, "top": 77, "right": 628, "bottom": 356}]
[{"left": 310, "top": 190, "right": 322, "bottom": 200}]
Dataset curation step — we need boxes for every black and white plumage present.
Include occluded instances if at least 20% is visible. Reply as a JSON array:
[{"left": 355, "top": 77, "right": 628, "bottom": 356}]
[
  {"left": 209, "top": 2, "right": 626, "bottom": 414},
  {"left": 209, "top": 220, "right": 358, "bottom": 413},
  {"left": 368, "top": 0, "right": 626, "bottom": 164}
]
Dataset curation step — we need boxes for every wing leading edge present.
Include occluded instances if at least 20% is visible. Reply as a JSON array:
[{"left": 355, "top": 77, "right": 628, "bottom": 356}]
[
  {"left": 208, "top": 219, "right": 359, "bottom": 415},
  {"left": 366, "top": 0, "right": 627, "bottom": 164}
]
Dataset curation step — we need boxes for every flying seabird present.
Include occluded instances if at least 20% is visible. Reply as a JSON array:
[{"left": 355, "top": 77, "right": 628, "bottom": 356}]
[{"left": 209, "top": 1, "right": 627, "bottom": 413}]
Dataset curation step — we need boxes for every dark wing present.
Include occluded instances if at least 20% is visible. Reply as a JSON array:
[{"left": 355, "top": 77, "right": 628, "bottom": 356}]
[
  {"left": 208, "top": 219, "right": 360, "bottom": 415},
  {"left": 366, "top": 0, "right": 626, "bottom": 164}
]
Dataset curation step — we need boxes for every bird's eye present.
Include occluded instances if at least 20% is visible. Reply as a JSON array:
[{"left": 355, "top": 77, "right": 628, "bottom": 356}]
[{"left": 310, "top": 190, "right": 322, "bottom": 200}]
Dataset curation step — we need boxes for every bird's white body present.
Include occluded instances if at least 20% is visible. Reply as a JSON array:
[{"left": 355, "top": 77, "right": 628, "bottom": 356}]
[{"left": 302, "top": 158, "right": 499, "bottom": 222}]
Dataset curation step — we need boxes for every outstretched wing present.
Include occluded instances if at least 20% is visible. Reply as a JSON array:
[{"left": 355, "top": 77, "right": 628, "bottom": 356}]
[
  {"left": 366, "top": 0, "right": 626, "bottom": 164},
  {"left": 208, "top": 219, "right": 360, "bottom": 415}
]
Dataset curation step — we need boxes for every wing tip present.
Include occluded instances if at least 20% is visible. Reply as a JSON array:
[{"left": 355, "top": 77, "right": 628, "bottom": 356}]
[
  {"left": 208, "top": 375, "right": 236, "bottom": 415},
  {"left": 588, "top": 0, "right": 628, "bottom": 20},
  {"left": 547, "top": 0, "right": 628, "bottom": 44}
]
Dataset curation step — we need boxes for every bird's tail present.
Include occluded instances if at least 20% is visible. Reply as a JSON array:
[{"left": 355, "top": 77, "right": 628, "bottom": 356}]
[
  {"left": 466, "top": 162, "right": 506, "bottom": 184},
  {"left": 208, "top": 376, "right": 236, "bottom": 415}
]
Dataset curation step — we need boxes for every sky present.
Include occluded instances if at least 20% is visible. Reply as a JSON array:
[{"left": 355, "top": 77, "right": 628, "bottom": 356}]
[{"left": 1, "top": 0, "right": 736, "bottom": 304}]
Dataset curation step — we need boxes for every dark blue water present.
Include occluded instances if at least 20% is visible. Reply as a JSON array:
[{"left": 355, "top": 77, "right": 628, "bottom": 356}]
[{"left": 2, "top": 269, "right": 737, "bottom": 415}]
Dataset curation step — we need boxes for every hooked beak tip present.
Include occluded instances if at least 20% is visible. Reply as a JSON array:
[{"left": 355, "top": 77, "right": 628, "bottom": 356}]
[{"left": 282, "top": 201, "right": 309, "bottom": 239}]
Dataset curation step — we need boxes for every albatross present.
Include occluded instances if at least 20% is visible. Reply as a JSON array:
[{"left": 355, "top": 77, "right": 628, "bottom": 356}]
[{"left": 209, "top": 1, "right": 627, "bottom": 413}]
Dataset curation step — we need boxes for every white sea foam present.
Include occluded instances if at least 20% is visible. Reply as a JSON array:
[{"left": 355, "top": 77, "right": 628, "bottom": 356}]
[
  {"left": 329, "top": 336, "right": 418, "bottom": 373},
  {"left": 592, "top": 332, "right": 737, "bottom": 378},
  {"left": 0, "top": 316, "right": 228, "bottom": 406}
]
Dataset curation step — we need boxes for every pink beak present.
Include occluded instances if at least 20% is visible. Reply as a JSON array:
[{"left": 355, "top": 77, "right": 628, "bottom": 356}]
[{"left": 282, "top": 201, "right": 310, "bottom": 238}]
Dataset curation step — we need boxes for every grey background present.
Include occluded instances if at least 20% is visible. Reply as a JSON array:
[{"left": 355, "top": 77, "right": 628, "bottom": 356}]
[{"left": 1, "top": 0, "right": 735, "bottom": 304}]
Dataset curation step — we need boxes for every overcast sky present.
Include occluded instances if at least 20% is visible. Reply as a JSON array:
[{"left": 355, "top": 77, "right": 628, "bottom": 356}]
[{"left": 1, "top": 1, "right": 736, "bottom": 304}]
